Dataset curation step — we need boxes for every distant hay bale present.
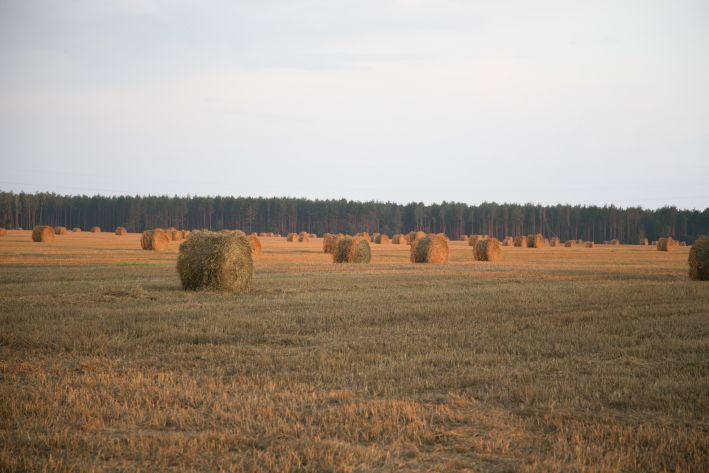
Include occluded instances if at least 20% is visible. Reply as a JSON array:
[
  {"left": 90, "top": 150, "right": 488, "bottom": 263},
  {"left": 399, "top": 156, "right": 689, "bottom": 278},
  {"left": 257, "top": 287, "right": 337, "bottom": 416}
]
[
  {"left": 333, "top": 236, "right": 371, "bottom": 263},
  {"left": 514, "top": 236, "right": 528, "bottom": 248},
  {"left": 460, "top": 235, "right": 469, "bottom": 241},
  {"left": 657, "top": 237, "right": 677, "bottom": 252},
  {"left": 310, "top": 233, "right": 317, "bottom": 238},
  {"left": 502, "top": 237, "right": 515, "bottom": 247},
  {"left": 610, "top": 239, "right": 620, "bottom": 246},
  {"left": 407, "top": 231, "right": 426, "bottom": 245},
  {"left": 410, "top": 234, "right": 449, "bottom": 264},
  {"left": 258, "top": 232, "right": 267, "bottom": 237},
  {"left": 688, "top": 236, "right": 709, "bottom": 281},
  {"left": 90, "top": 226, "right": 101, "bottom": 233},
  {"left": 576, "top": 239, "right": 584, "bottom": 245},
  {"left": 374, "top": 234, "right": 390, "bottom": 244},
  {"left": 181, "top": 230, "right": 191, "bottom": 239},
  {"left": 54, "top": 226, "right": 67, "bottom": 235},
  {"left": 286, "top": 233, "right": 298, "bottom": 242},
  {"left": 32, "top": 225, "right": 55, "bottom": 243},
  {"left": 72, "top": 227, "right": 82, "bottom": 233},
  {"left": 0, "top": 228, "right": 6, "bottom": 237},
  {"left": 170, "top": 230, "right": 182, "bottom": 241},
  {"left": 323, "top": 233, "right": 343, "bottom": 253},
  {"left": 140, "top": 229, "right": 170, "bottom": 251},
  {"left": 474, "top": 238, "right": 501, "bottom": 262},
  {"left": 392, "top": 234, "right": 406, "bottom": 244},
  {"left": 247, "top": 234, "right": 262, "bottom": 256},
  {"left": 167, "top": 227, "right": 177, "bottom": 233},
  {"left": 357, "top": 232, "right": 372, "bottom": 242},
  {"left": 115, "top": 227, "right": 127, "bottom": 235},
  {"left": 177, "top": 231, "right": 253, "bottom": 292},
  {"left": 468, "top": 235, "right": 483, "bottom": 247},
  {"left": 584, "top": 241, "right": 595, "bottom": 248},
  {"left": 549, "top": 237, "right": 560, "bottom": 247},
  {"left": 651, "top": 240, "right": 657, "bottom": 246},
  {"left": 640, "top": 238, "right": 649, "bottom": 246},
  {"left": 679, "top": 241, "right": 687, "bottom": 247},
  {"left": 527, "top": 233, "right": 544, "bottom": 248},
  {"left": 298, "top": 233, "right": 310, "bottom": 243},
  {"left": 564, "top": 240, "right": 576, "bottom": 248}
]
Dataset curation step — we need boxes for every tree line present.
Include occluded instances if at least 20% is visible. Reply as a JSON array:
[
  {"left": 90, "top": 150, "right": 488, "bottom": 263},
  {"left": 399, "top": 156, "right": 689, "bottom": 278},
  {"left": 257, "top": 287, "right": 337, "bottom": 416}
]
[{"left": 1, "top": 191, "right": 707, "bottom": 244}]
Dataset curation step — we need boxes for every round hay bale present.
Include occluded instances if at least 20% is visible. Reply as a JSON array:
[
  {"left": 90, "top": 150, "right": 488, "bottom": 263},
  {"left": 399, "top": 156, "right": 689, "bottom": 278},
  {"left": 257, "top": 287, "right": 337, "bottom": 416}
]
[
  {"left": 411, "top": 234, "right": 448, "bottom": 264},
  {"left": 357, "top": 232, "right": 372, "bottom": 242},
  {"left": 333, "top": 236, "right": 371, "bottom": 263},
  {"left": 657, "top": 237, "right": 677, "bottom": 252},
  {"left": 286, "top": 233, "right": 298, "bottom": 242},
  {"left": 32, "top": 225, "right": 55, "bottom": 243},
  {"left": 140, "top": 229, "right": 170, "bottom": 251},
  {"left": 391, "top": 234, "right": 406, "bottom": 244},
  {"left": 640, "top": 238, "right": 649, "bottom": 246},
  {"left": 298, "top": 233, "right": 309, "bottom": 243},
  {"left": 584, "top": 241, "right": 595, "bottom": 248},
  {"left": 407, "top": 231, "right": 426, "bottom": 245},
  {"left": 688, "top": 236, "right": 709, "bottom": 281},
  {"left": 374, "top": 234, "right": 390, "bottom": 244},
  {"left": 680, "top": 241, "right": 687, "bottom": 247},
  {"left": 72, "top": 227, "right": 82, "bottom": 233},
  {"left": 171, "top": 230, "right": 182, "bottom": 241},
  {"left": 527, "top": 233, "right": 544, "bottom": 248},
  {"left": 177, "top": 231, "right": 253, "bottom": 292},
  {"left": 181, "top": 230, "right": 191, "bottom": 239},
  {"left": 564, "top": 240, "right": 576, "bottom": 247},
  {"left": 468, "top": 235, "right": 483, "bottom": 247},
  {"left": 610, "top": 239, "right": 620, "bottom": 246},
  {"left": 576, "top": 239, "right": 584, "bottom": 245},
  {"left": 323, "top": 233, "right": 344, "bottom": 254},
  {"left": 474, "top": 238, "right": 501, "bottom": 262},
  {"left": 460, "top": 234, "right": 469, "bottom": 241},
  {"left": 0, "top": 228, "right": 7, "bottom": 237},
  {"left": 247, "top": 234, "right": 262, "bottom": 256},
  {"left": 549, "top": 237, "right": 560, "bottom": 247},
  {"left": 514, "top": 236, "right": 528, "bottom": 248},
  {"left": 90, "top": 226, "right": 101, "bottom": 233},
  {"left": 115, "top": 227, "right": 127, "bottom": 235},
  {"left": 502, "top": 237, "right": 515, "bottom": 247},
  {"left": 54, "top": 226, "right": 67, "bottom": 235}
]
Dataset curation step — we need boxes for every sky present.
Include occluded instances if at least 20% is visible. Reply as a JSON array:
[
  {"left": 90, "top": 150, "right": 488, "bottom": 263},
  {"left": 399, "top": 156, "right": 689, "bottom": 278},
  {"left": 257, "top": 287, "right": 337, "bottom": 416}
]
[{"left": 1, "top": 0, "right": 708, "bottom": 210}]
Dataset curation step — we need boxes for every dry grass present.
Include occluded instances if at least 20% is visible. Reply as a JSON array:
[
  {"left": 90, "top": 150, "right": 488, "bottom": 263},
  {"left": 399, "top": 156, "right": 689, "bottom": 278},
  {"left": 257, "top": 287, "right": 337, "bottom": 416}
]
[{"left": 0, "top": 231, "right": 707, "bottom": 472}]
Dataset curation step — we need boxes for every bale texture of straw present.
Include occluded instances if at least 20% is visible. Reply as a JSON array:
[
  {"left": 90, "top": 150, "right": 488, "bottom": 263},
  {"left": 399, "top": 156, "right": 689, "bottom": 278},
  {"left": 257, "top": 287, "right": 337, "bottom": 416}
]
[
  {"left": 333, "top": 236, "right": 371, "bottom": 263},
  {"left": 474, "top": 238, "right": 502, "bottom": 262},
  {"left": 392, "top": 234, "right": 406, "bottom": 244},
  {"left": 585, "top": 241, "right": 595, "bottom": 248},
  {"left": 468, "top": 235, "right": 483, "bottom": 247},
  {"left": 411, "top": 234, "right": 448, "bottom": 263},
  {"left": 688, "top": 236, "right": 709, "bottom": 281},
  {"left": 460, "top": 235, "right": 469, "bottom": 241},
  {"left": 502, "top": 237, "right": 515, "bottom": 247},
  {"left": 640, "top": 238, "right": 649, "bottom": 246},
  {"left": 407, "top": 231, "right": 426, "bottom": 245},
  {"left": 286, "top": 233, "right": 298, "bottom": 242},
  {"left": 177, "top": 231, "right": 253, "bottom": 292},
  {"left": 247, "top": 234, "right": 262, "bottom": 256},
  {"left": 90, "top": 227, "right": 101, "bottom": 233},
  {"left": 299, "top": 233, "right": 310, "bottom": 243},
  {"left": 72, "top": 228, "right": 82, "bottom": 233},
  {"left": 514, "top": 236, "right": 528, "bottom": 248},
  {"left": 564, "top": 240, "right": 576, "bottom": 248},
  {"left": 374, "top": 234, "right": 390, "bottom": 244},
  {"left": 54, "top": 226, "right": 67, "bottom": 235},
  {"left": 549, "top": 237, "right": 560, "bottom": 247},
  {"left": 657, "top": 237, "right": 677, "bottom": 252},
  {"left": 527, "top": 233, "right": 544, "bottom": 248},
  {"left": 0, "top": 228, "right": 7, "bottom": 237},
  {"left": 171, "top": 230, "right": 182, "bottom": 241},
  {"left": 356, "top": 232, "right": 372, "bottom": 242},
  {"left": 115, "top": 227, "right": 127, "bottom": 235},
  {"left": 610, "top": 239, "right": 620, "bottom": 246},
  {"left": 32, "top": 226, "right": 55, "bottom": 243},
  {"left": 141, "top": 229, "right": 170, "bottom": 251}
]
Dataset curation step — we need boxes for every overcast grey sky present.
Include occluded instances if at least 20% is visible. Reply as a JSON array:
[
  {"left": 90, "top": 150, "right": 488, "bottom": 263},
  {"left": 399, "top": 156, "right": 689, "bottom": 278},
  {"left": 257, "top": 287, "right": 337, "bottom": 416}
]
[{"left": 1, "top": 0, "right": 708, "bottom": 209}]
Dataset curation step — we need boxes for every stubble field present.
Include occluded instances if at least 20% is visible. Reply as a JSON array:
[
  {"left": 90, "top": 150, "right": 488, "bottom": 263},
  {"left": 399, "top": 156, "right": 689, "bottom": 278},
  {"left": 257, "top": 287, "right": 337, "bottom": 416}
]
[{"left": 1, "top": 230, "right": 707, "bottom": 472}]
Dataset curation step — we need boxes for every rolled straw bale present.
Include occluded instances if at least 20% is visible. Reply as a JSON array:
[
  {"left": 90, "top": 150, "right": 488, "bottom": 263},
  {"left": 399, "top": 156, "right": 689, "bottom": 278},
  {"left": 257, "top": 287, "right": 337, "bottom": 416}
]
[
  {"left": 181, "top": 230, "right": 191, "bottom": 239},
  {"left": 171, "top": 230, "right": 182, "bottom": 241},
  {"left": 407, "top": 231, "right": 426, "bottom": 245},
  {"left": 32, "top": 226, "right": 55, "bottom": 243},
  {"left": 115, "top": 227, "right": 127, "bottom": 235},
  {"left": 323, "top": 233, "right": 341, "bottom": 253},
  {"left": 584, "top": 241, "right": 595, "bottom": 248},
  {"left": 657, "top": 237, "right": 677, "bottom": 252},
  {"left": 460, "top": 235, "right": 469, "bottom": 241},
  {"left": 286, "top": 233, "right": 298, "bottom": 242},
  {"left": 688, "top": 236, "right": 709, "bottom": 281},
  {"left": 72, "top": 228, "right": 82, "bottom": 233},
  {"left": 576, "top": 239, "right": 584, "bottom": 245},
  {"left": 247, "top": 234, "right": 262, "bottom": 256},
  {"left": 392, "top": 234, "right": 406, "bottom": 244},
  {"left": 90, "top": 226, "right": 101, "bottom": 233},
  {"left": 610, "top": 239, "right": 620, "bottom": 246},
  {"left": 474, "top": 238, "right": 502, "bottom": 262},
  {"left": 549, "top": 237, "right": 560, "bottom": 247},
  {"left": 680, "top": 241, "right": 687, "bottom": 247},
  {"left": 410, "top": 234, "right": 449, "bottom": 263},
  {"left": 514, "top": 236, "right": 528, "bottom": 248},
  {"left": 0, "top": 228, "right": 7, "bottom": 237},
  {"left": 54, "top": 226, "right": 67, "bottom": 235},
  {"left": 502, "top": 237, "right": 515, "bottom": 247},
  {"left": 357, "top": 232, "right": 372, "bottom": 242},
  {"left": 640, "top": 238, "right": 648, "bottom": 246},
  {"left": 374, "top": 234, "right": 390, "bottom": 244},
  {"left": 564, "top": 240, "right": 576, "bottom": 248},
  {"left": 141, "top": 229, "right": 170, "bottom": 251},
  {"left": 527, "top": 233, "right": 544, "bottom": 248},
  {"left": 333, "top": 236, "right": 371, "bottom": 263},
  {"left": 298, "top": 233, "right": 310, "bottom": 243},
  {"left": 468, "top": 235, "right": 483, "bottom": 247},
  {"left": 177, "top": 231, "right": 253, "bottom": 292}
]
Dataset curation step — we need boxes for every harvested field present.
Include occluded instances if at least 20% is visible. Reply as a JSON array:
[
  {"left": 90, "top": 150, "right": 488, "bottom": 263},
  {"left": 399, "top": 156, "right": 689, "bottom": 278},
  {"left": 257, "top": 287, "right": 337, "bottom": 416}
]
[{"left": 0, "top": 230, "right": 707, "bottom": 472}]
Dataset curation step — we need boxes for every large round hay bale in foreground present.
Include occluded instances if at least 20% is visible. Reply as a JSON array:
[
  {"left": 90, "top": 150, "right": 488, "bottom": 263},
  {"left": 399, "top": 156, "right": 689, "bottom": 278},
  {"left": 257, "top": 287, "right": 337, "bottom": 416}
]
[
  {"left": 374, "top": 234, "right": 390, "bottom": 244},
  {"left": 474, "top": 238, "right": 501, "bottom": 262},
  {"left": 514, "top": 236, "right": 528, "bottom": 248},
  {"left": 527, "top": 233, "right": 544, "bottom": 248},
  {"left": 54, "top": 226, "right": 67, "bottom": 235},
  {"left": 657, "top": 237, "right": 676, "bottom": 252},
  {"left": 0, "top": 228, "right": 7, "bottom": 237},
  {"left": 247, "top": 234, "right": 262, "bottom": 256},
  {"left": 177, "top": 232, "right": 253, "bottom": 292},
  {"left": 140, "top": 229, "right": 170, "bottom": 251},
  {"left": 115, "top": 227, "right": 127, "bottom": 235},
  {"left": 90, "top": 226, "right": 101, "bottom": 233},
  {"left": 32, "top": 226, "right": 55, "bottom": 243},
  {"left": 688, "top": 236, "right": 709, "bottom": 281},
  {"left": 333, "top": 236, "right": 371, "bottom": 263},
  {"left": 411, "top": 234, "right": 448, "bottom": 263}
]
